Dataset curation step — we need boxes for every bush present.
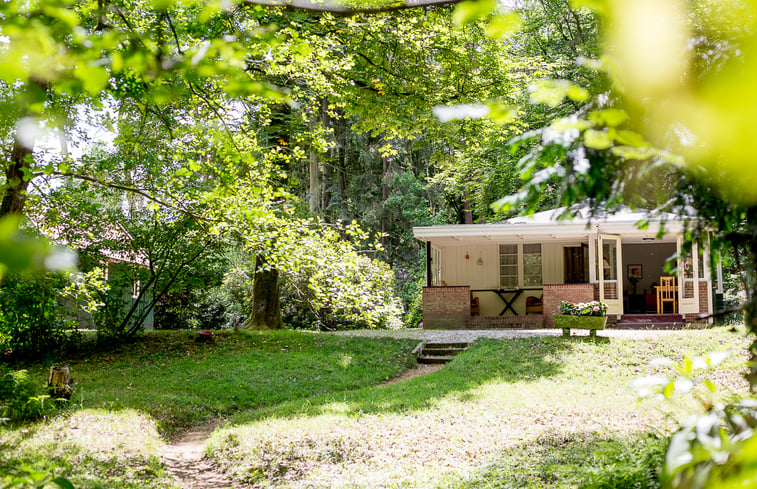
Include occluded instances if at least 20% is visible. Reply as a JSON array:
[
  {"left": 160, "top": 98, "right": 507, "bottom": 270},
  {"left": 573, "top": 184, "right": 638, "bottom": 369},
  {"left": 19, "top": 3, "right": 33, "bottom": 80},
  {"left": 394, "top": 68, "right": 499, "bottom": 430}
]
[
  {"left": 0, "top": 273, "right": 76, "bottom": 360},
  {"left": 0, "top": 367, "right": 59, "bottom": 424}
]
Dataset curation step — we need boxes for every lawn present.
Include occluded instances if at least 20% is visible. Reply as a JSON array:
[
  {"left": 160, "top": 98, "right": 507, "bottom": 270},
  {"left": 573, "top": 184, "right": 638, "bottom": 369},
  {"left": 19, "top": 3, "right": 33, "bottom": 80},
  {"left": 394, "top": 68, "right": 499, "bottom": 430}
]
[{"left": 0, "top": 327, "right": 752, "bottom": 488}]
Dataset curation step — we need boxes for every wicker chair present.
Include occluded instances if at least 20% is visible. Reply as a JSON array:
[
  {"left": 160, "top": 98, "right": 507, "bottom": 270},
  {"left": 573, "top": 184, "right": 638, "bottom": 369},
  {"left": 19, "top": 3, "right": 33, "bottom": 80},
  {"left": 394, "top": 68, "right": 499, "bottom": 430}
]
[{"left": 525, "top": 295, "right": 543, "bottom": 315}]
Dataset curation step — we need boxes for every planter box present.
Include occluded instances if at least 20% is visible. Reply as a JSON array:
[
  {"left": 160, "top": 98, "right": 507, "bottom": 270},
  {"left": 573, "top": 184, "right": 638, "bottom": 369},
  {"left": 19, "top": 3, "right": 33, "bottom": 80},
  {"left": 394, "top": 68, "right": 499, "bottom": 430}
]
[{"left": 553, "top": 315, "right": 607, "bottom": 337}]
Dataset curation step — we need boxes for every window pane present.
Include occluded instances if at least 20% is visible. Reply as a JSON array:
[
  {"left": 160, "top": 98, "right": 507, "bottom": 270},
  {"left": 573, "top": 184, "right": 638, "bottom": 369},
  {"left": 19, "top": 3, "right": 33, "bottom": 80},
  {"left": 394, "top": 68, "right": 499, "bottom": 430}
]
[
  {"left": 500, "top": 275, "right": 517, "bottom": 288},
  {"left": 499, "top": 244, "right": 517, "bottom": 254},
  {"left": 500, "top": 255, "right": 517, "bottom": 265},
  {"left": 523, "top": 243, "right": 542, "bottom": 286}
]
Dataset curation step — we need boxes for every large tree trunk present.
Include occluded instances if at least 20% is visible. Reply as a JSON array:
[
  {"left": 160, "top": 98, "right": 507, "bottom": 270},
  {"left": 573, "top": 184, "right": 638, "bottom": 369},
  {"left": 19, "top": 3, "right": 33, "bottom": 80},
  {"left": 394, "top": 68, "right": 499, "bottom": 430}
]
[
  {"left": 245, "top": 260, "right": 283, "bottom": 330},
  {"left": 1, "top": 133, "right": 34, "bottom": 217},
  {"left": 1, "top": 79, "right": 48, "bottom": 218}
]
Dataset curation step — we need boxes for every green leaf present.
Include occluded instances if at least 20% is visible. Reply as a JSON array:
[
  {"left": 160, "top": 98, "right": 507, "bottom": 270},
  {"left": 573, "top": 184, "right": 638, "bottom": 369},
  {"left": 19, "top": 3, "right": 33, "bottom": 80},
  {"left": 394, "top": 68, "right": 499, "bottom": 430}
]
[
  {"left": 584, "top": 129, "right": 613, "bottom": 150},
  {"left": 452, "top": 0, "right": 496, "bottom": 27},
  {"left": 74, "top": 64, "right": 110, "bottom": 95},
  {"left": 589, "top": 109, "right": 629, "bottom": 127},
  {"left": 51, "top": 477, "right": 75, "bottom": 489},
  {"left": 662, "top": 381, "right": 675, "bottom": 399},
  {"left": 487, "top": 103, "right": 517, "bottom": 124},
  {"left": 485, "top": 12, "right": 521, "bottom": 39}
]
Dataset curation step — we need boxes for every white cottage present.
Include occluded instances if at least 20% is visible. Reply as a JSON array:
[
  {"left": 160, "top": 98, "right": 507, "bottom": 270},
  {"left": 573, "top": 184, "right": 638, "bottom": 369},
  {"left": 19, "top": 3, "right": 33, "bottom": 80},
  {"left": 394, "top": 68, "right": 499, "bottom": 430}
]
[{"left": 412, "top": 207, "right": 723, "bottom": 329}]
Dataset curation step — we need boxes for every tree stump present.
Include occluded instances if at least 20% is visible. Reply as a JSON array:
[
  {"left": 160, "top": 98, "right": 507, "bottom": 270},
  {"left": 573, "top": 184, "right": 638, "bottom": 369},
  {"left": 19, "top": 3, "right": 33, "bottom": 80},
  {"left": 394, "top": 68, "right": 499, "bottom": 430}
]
[{"left": 48, "top": 366, "right": 73, "bottom": 399}]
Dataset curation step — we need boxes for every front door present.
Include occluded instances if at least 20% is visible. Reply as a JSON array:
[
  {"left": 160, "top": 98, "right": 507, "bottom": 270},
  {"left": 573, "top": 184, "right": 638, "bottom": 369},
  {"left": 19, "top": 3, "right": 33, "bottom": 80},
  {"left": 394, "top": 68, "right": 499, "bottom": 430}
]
[{"left": 599, "top": 234, "right": 624, "bottom": 313}]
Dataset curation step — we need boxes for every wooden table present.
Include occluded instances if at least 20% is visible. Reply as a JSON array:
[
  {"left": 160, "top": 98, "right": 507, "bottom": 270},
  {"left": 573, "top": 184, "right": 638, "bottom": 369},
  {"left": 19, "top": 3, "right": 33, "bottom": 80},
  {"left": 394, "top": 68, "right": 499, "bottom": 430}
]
[{"left": 471, "top": 288, "right": 541, "bottom": 316}]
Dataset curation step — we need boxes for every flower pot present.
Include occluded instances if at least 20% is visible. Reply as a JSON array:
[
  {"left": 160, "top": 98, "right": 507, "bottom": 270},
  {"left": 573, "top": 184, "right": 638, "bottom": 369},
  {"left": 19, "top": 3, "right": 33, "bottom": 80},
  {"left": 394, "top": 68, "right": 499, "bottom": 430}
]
[{"left": 553, "top": 315, "right": 608, "bottom": 337}]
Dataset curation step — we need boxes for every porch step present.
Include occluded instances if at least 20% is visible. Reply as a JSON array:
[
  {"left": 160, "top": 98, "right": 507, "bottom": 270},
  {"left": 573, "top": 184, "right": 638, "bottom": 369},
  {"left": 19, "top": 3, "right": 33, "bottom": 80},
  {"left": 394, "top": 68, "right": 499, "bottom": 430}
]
[
  {"left": 615, "top": 314, "right": 686, "bottom": 329},
  {"left": 619, "top": 314, "right": 684, "bottom": 323},
  {"left": 417, "top": 342, "right": 470, "bottom": 364}
]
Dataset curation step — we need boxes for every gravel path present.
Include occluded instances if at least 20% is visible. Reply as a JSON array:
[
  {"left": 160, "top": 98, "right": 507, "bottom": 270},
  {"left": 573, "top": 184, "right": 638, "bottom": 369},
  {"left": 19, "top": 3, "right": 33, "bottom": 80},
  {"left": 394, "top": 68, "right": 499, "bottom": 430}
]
[{"left": 333, "top": 328, "right": 690, "bottom": 343}]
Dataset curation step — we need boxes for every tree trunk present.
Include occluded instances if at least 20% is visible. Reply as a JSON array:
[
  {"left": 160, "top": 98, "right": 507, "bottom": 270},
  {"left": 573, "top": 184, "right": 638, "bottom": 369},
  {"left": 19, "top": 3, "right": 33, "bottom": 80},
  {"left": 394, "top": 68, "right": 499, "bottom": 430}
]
[
  {"left": 1, "top": 78, "right": 48, "bottom": 218},
  {"left": 0, "top": 134, "right": 34, "bottom": 217},
  {"left": 309, "top": 149, "right": 320, "bottom": 214},
  {"left": 245, "top": 260, "right": 282, "bottom": 330}
]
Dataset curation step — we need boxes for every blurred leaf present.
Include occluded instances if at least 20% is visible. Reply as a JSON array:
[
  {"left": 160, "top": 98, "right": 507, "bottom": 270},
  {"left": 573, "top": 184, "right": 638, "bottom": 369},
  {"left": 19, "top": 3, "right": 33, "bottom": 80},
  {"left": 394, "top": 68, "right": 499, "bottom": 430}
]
[
  {"left": 452, "top": 0, "right": 496, "bottom": 27},
  {"left": 485, "top": 12, "right": 521, "bottom": 39}
]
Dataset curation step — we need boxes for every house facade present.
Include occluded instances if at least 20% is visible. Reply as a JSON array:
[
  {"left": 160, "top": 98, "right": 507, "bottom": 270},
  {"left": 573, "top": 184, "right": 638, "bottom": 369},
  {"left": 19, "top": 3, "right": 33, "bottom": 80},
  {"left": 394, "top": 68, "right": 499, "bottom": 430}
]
[{"left": 413, "top": 208, "right": 723, "bottom": 329}]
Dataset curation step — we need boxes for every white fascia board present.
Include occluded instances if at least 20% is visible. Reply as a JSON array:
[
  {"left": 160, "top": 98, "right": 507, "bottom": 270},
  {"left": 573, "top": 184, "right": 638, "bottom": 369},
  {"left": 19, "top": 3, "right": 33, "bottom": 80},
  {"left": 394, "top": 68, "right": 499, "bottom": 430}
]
[{"left": 413, "top": 219, "right": 683, "bottom": 243}]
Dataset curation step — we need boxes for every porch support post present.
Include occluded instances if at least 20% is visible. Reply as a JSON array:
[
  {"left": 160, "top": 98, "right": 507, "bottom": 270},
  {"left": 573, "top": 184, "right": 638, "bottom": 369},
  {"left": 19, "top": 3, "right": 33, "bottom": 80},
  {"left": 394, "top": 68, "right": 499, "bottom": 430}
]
[
  {"left": 588, "top": 228, "right": 598, "bottom": 283},
  {"left": 426, "top": 241, "right": 432, "bottom": 287}
]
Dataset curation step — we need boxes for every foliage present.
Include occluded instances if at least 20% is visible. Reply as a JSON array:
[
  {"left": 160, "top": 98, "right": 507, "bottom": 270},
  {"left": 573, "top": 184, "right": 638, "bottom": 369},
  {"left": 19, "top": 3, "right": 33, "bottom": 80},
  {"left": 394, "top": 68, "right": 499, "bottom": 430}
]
[
  {"left": 0, "top": 367, "right": 58, "bottom": 424},
  {"left": 558, "top": 300, "right": 608, "bottom": 317},
  {"left": 632, "top": 350, "right": 757, "bottom": 489},
  {"left": 0, "top": 468, "right": 74, "bottom": 489},
  {"left": 232, "top": 220, "right": 404, "bottom": 330},
  {"left": 0, "top": 270, "right": 106, "bottom": 360}
]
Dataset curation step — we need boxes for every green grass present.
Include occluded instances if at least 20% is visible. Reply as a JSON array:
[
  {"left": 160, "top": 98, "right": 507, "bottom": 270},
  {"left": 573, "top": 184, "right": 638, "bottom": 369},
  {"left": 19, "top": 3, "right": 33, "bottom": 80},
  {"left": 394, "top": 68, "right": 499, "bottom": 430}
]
[
  {"left": 206, "top": 329, "right": 751, "bottom": 488},
  {"left": 1, "top": 329, "right": 419, "bottom": 488},
  {"left": 0, "top": 328, "right": 752, "bottom": 489}
]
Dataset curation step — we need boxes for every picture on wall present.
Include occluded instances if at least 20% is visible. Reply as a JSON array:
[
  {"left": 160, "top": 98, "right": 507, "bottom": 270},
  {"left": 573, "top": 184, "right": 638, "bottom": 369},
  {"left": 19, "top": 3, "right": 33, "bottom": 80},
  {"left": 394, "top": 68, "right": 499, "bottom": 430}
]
[{"left": 627, "top": 264, "right": 643, "bottom": 280}]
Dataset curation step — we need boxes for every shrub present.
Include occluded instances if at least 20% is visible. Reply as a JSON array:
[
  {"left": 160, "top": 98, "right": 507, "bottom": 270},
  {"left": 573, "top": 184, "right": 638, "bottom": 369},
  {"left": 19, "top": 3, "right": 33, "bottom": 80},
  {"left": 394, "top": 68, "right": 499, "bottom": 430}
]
[
  {"left": 0, "top": 367, "right": 59, "bottom": 424},
  {"left": 0, "top": 270, "right": 106, "bottom": 360}
]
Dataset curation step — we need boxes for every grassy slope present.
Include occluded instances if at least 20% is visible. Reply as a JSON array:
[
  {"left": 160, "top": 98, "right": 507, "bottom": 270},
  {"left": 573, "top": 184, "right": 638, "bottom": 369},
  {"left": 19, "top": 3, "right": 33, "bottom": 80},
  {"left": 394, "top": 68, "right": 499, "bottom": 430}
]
[
  {"left": 0, "top": 328, "right": 751, "bottom": 489},
  {"left": 0, "top": 330, "right": 419, "bottom": 489},
  {"left": 207, "top": 329, "right": 751, "bottom": 488}
]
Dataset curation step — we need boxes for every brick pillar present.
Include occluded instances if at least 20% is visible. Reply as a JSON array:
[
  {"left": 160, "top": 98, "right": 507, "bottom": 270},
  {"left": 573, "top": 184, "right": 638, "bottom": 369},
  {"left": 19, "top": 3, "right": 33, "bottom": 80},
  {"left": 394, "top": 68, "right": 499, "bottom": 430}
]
[
  {"left": 422, "top": 286, "right": 470, "bottom": 329},
  {"left": 543, "top": 284, "right": 595, "bottom": 327}
]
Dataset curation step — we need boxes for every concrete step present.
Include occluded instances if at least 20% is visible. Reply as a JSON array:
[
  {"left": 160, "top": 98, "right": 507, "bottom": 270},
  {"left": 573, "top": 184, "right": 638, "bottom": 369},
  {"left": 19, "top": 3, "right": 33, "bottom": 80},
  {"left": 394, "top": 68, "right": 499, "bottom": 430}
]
[
  {"left": 423, "top": 342, "right": 470, "bottom": 349},
  {"left": 422, "top": 347, "right": 467, "bottom": 356},
  {"left": 418, "top": 355, "right": 458, "bottom": 364},
  {"left": 416, "top": 341, "right": 470, "bottom": 365},
  {"left": 614, "top": 322, "right": 687, "bottom": 330}
]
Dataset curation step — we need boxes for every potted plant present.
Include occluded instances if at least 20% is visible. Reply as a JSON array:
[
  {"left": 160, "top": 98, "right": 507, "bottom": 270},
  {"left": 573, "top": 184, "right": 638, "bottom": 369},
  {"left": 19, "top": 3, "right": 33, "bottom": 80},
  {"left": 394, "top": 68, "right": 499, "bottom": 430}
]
[{"left": 554, "top": 300, "right": 608, "bottom": 337}]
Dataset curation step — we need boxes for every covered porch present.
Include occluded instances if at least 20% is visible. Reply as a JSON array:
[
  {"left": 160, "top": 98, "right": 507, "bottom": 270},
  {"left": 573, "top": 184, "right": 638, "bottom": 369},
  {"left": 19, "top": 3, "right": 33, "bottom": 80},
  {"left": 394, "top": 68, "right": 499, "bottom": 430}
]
[{"left": 413, "top": 208, "right": 722, "bottom": 330}]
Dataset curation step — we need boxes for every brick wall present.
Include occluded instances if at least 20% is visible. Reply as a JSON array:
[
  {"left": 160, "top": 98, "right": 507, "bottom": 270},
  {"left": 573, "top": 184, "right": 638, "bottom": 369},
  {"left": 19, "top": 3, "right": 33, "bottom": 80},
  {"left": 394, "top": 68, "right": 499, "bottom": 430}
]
[
  {"left": 422, "top": 286, "right": 470, "bottom": 329},
  {"left": 699, "top": 282, "right": 709, "bottom": 314},
  {"left": 543, "top": 284, "right": 595, "bottom": 328}
]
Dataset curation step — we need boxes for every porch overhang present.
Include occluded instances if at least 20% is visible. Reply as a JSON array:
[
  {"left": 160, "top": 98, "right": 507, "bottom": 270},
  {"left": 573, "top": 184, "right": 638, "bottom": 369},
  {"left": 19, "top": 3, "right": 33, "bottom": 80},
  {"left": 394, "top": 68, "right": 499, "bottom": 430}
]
[{"left": 413, "top": 208, "right": 688, "bottom": 246}]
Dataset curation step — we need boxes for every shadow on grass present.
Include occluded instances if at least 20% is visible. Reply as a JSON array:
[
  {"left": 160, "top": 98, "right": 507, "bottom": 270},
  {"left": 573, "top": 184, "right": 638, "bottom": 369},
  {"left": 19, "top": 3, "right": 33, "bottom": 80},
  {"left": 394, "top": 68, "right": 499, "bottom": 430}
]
[
  {"left": 226, "top": 335, "right": 598, "bottom": 425},
  {"left": 440, "top": 430, "right": 667, "bottom": 489}
]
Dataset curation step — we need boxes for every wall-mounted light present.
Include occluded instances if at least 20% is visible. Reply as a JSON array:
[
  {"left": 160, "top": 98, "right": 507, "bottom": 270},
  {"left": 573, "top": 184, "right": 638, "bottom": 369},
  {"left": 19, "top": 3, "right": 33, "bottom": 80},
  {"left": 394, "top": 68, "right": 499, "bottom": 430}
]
[
  {"left": 476, "top": 257, "right": 484, "bottom": 266},
  {"left": 465, "top": 252, "right": 470, "bottom": 260}
]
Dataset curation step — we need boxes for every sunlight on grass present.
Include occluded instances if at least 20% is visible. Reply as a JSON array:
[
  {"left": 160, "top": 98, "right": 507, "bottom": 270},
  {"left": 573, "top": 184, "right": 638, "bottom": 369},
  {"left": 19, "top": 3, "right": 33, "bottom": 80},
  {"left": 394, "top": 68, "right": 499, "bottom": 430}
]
[
  {"left": 0, "top": 409, "right": 175, "bottom": 489},
  {"left": 208, "top": 329, "right": 751, "bottom": 488}
]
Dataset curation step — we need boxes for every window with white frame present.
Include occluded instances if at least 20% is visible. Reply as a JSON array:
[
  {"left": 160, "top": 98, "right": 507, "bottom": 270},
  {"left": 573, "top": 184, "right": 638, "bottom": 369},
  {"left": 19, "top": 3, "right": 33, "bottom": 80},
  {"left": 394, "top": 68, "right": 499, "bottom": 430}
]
[{"left": 499, "top": 243, "right": 542, "bottom": 288}]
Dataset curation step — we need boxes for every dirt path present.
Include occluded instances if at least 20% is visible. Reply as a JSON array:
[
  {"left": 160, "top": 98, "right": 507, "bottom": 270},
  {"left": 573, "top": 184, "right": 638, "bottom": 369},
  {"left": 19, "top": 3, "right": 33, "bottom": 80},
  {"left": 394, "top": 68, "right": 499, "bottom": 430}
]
[
  {"left": 160, "top": 365, "right": 443, "bottom": 488},
  {"left": 162, "top": 418, "right": 243, "bottom": 489}
]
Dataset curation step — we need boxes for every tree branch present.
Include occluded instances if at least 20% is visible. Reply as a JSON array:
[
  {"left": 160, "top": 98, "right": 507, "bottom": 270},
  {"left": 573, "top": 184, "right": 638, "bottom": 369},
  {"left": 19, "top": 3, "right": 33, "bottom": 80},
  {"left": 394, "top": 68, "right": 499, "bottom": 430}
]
[
  {"left": 39, "top": 171, "right": 218, "bottom": 223},
  {"left": 243, "top": 0, "right": 462, "bottom": 15}
]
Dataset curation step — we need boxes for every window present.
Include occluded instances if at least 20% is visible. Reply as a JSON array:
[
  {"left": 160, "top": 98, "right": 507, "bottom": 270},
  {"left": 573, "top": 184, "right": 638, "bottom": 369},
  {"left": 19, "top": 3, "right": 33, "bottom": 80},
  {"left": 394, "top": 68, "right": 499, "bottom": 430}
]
[
  {"left": 499, "top": 244, "right": 518, "bottom": 288},
  {"left": 523, "top": 244, "right": 542, "bottom": 286},
  {"left": 499, "top": 243, "right": 542, "bottom": 288}
]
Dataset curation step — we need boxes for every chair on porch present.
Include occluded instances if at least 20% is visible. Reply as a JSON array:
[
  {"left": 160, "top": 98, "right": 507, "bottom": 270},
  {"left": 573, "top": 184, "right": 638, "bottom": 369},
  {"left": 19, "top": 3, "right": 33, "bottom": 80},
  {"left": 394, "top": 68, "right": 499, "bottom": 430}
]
[
  {"left": 657, "top": 276, "right": 677, "bottom": 314},
  {"left": 525, "top": 295, "right": 543, "bottom": 315},
  {"left": 471, "top": 294, "right": 481, "bottom": 316}
]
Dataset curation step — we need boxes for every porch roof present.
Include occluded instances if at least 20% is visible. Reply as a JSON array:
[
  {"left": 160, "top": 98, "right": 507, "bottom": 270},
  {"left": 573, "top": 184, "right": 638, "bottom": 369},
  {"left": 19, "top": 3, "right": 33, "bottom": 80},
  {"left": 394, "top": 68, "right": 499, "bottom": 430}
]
[{"left": 413, "top": 207, "right": 690, "bottom": 246}]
